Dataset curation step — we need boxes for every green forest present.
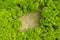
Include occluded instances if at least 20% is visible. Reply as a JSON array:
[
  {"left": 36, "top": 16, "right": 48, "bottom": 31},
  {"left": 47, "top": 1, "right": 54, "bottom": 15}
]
[{"left": 0, "top": 0, "right": 60, "bottom": 40}]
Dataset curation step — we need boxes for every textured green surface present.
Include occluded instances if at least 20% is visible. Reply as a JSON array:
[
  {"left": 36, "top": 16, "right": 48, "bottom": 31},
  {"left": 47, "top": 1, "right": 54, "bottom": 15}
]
[{"left": 0, "top": 0, "right": 60, "bottom": 40}]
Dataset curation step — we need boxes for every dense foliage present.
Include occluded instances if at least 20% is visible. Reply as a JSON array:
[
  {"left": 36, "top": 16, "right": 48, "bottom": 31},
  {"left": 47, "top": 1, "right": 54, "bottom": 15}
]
[{"left": 0, "top": 0, "right": 60, "bottom": 40}]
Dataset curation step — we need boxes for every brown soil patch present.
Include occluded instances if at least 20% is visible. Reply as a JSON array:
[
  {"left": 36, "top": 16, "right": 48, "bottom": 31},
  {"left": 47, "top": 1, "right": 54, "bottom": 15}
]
[{"left": 17, "top": 12, "right": 40, "bottom": 31}]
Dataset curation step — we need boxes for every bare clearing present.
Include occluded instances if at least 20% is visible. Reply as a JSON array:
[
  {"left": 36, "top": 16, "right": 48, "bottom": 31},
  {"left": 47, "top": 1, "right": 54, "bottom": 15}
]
[{"left": 17, "top": 12, "right": 40, "bottom": 31}]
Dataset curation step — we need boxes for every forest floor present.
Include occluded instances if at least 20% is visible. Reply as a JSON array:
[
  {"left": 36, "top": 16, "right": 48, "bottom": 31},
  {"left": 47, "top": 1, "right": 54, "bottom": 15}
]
[{"left": 17, "top": 12, "right": 40, "bottom": 31}]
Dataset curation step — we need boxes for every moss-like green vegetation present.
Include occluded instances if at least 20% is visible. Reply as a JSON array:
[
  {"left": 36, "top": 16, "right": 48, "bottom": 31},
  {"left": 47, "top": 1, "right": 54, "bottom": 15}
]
[{"left": 0, "top": 0, "right": 60, "bottom": 40}]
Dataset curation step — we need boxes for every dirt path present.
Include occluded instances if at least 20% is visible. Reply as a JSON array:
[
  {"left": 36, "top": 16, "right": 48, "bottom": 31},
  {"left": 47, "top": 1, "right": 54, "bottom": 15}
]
[{"left": 17, "top": 12, "right": 40, "bottom": 31}]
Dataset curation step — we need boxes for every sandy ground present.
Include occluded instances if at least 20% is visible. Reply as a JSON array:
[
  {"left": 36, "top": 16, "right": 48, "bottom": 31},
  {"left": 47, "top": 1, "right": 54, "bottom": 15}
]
[{"left": 17, "top": 12, "right": 40, "bottom": 31}]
